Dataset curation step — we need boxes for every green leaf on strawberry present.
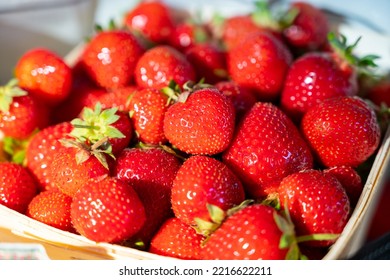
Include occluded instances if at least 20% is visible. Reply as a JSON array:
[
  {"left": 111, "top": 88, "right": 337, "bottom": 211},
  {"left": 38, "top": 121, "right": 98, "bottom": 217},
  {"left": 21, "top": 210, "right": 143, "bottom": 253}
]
[{"left": 0, "top": 79, "right": 28, "bottom": 113}]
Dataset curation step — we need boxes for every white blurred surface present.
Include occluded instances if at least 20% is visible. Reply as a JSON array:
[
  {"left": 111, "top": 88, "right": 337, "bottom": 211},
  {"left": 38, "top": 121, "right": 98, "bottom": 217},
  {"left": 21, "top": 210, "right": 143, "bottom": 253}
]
[{"left": 1, "top": 0, "right": 389, "bottom": 85}]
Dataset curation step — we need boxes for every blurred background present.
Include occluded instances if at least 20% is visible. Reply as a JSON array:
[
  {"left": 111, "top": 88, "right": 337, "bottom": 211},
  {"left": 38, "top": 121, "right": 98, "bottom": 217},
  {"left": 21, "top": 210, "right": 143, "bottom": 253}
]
[{"left": 0, "top": 0, "right": 389, "bottom": 254}]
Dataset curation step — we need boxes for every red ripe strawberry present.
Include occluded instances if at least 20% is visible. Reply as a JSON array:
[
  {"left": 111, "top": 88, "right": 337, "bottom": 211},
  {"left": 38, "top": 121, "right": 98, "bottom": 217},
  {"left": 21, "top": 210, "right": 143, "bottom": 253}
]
[
  {"left": 301, "top": 96, "right": 381, "bottom": 168},
  {"left": 215, "top": 80, "right": 257, "bottom": 122},
  {"left": 80, "top": 30, "right": 144, "bottom": 89},
  {"left": 83, "top": 86, "right": 139, "bottom": 114},
  {"left": 45, "top": 146, "right": 109, "bottom": 197},
  {"left": 280, "top": 52, "right": 358, "bottom": 121},
  {"left": 278, "top": 169, "right": 350, "bottom": 246},
  {"left": 185, "top": 43, "right": 228, "bottom": 84},
  {"left": 0, "top": 162, "right": 38, "bottom": 213},
  {"left": 0, "top": 79, "right": 49, "bottom": 139},
  {"left": 201, "top": 204, "right": 288, "bottom": 260},
  {"left": 223, "top": 102, "right": 313, "bottom": 199},
  {"left": 366, "top": 79, "right": 390, "bottom": 107},
  {"left": 220, "top": 15, "right": 265, "bottom": 51},
  {"left": 366, "top": 179, "right": 390, "bottom": 241},
  {"left": 134, "top": 45, "right": 196, "bottom": 90},
  {"left": 123, "top": 0, "right": 175, "bottom": 44},
  {"left": 169, "top": 21, "right": 210, "bottom": 51},
  {"left": 26, "top": 190, "right": 75, "bottom": 233},
  {"left": 71, "top": 176, "right": 146, "bottom": 243},
  {"left": 149, "top": 217, "right": 204, "bottom": 260},
  {"left": 128, "top": 88, "right": 169, "bottom": 145},
  {"left": 26, "top": 122, "right": 73, "bottom": 192},
  {"left": 163, "top": 87, "right": 235, "bottom": 155},
  {"left": 113, "top": 147, "right": 182, "bottom": 246},
  {"left": 171, "top": 155, "right": 245, "bottom": 227},
  {"left": 14, "top": 48, "right": 72, "bottom": 106},
  {"left": 324, "top": 165, "right": 363, "bottom": 208},
  {"left": 228, "top": 31, "right": 293, "bottom": 101},
  {"left": 282, "top": 1, "right": 330, "bottom": 52}
]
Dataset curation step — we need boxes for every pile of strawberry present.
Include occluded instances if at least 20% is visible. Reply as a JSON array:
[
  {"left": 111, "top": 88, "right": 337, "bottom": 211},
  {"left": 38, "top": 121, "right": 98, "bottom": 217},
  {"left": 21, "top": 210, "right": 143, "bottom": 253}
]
[{"left": 0, "top": 0, "right": 389, "bottom": 260}]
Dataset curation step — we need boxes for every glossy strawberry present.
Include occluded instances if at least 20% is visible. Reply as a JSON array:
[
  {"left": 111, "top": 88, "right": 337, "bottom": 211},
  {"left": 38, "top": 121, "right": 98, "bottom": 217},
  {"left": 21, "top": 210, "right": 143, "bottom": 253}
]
[
  {"left": 278, "top": 169, "right": 350, "bottom": 246},
  {"left": 301, "top": 96, "right": 381, "bottom": 167},
  {"left": 45, "top": 145, "right": 109, "bottom": 197},
  {"left": 281, "top": 52, "right": 358, "bottom": 121},
  {"left": 123, "top": 0, "right": 175, "bottom": 44},
  {"left": 114, "top": 147, "right": 182, "bottom": 246},
  {"left": 80, "top": 30, "right": 144, "bottom": 89},
  {"left": 0, "top": 79, "right": 49, "bottom": 139},
  {"left": 324, "top": 165, "right": 363, "bottom": 208},
  {"left": 228, "top": 31, "right": 293, "bottom": 101},
  {"left": 134, "top": 45, "right": 196, "bottom": 90},
  {"left": 282, "top": 1, "right": 330, "bottom": 52},
  {"left": 201, "top": 204, "right": 288, "bottom": 260},
  {"left": 26, "top": 122, "right": 73, "bottom": 192},
  {"left": 128, "top": 88, "right": 169, "bottom": 145},
  {"left": 223, "top": 102, "right": 313, "bottom": 199},
  {"left": 0, "top": 162, "right": 38, "bottom": 213},
  {"left": 215, "top": 80, "right": 257, "bottom": 122},
  {"left": 169, "top": 21, "right": 210, "bottom": 51},
  {"left": 71, "top": 176, "right": 146, "bottom": 243},
  {"left": 149, "top": 217, "right": 204, "bottom": 259},
  {"left": 15, "top": 48, "right": 72, "bottom": 106},
  {"left": 163, "top": 87, "right": 235, "bottom": 155},
  {"left": 184, "top": 43, "right": 228, "bottom": 84},
  {"left": 26, "top": 190, "right": 75, "bottom": 233},
  {"left": 171, "top": 155, "right": 245, "bottom": 227}
]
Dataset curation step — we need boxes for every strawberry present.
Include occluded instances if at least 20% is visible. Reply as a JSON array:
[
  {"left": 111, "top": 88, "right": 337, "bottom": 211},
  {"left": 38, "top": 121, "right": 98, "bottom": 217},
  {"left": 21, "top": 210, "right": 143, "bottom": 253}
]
[
  {"left": 149, "top": 217, "right": 204, "bottom": 260},
  {"left": 128, "top": 88, "right": 169, "bottom": 145},
  {"left": 214, "top": 80, "right": 257, "bottom": 122},
  {"left": 71, "top": 176, "right": 146, "bottom": 243},
  {"left": 83, "top": 86, "right": 139, "bottom": 114},
  {"left": 26, "top": 190, "right": 75, "bottom": 233},
  {"left": 227, "top": 31, "right": 293, "bottom": 101},
  {"left": 0, "top": 79, "right": 49, "bottom": 139},
  {"left": 134, "top": 45, "right": 196, "bottom": 90},
  {"left": 80, "top": 30, "right": 145, "bottom": 89},
  {"left": 113, "top": 147, "right": 182, "bottom": 246},
  {"left": 219, "top": 14, "right": 265, "bottom": 51},
  {"left": 0, "top": 162, "right": 38, "bottom": 213},
  {"left": 366, "top": 79, "right": 390, "bottom": 107},
  {"left": 14, "top": 48, "right": 72, "bottom": 106},
  {"left": 26, "top": 121, "right": 73, "bottom": 192},
  {"left": 278, "top": 169, "right": 350, "bottom": 246},
  {"left": 366, "top": 179, "right": 390, "bottom": 241},
  {"left": 282, "top": 1, "right": 330, "bottom": 52},
  {"left": 201, "top": 204, "right": 289, "bottom": 260},
  {"left": 280, "top": 52, "right": 358, "bottom": 121},
  {"left": 45, "top": 145, "right": 109, "bottom": 197},
  {"left": 163, "top": 86, "right": 235, "bottom": 155},
  {"left": 123, "top": 0, "right": 175, "bottom": 45},
  {"left": 222, "top": 102, "right": 313, "bottom": 199},
  {"left": 184, "top": 43, "right": 228, "bottom": 84},
  {"left": 324, "top": 165, "right": 363, "bottom": 208},
  {"left": 301, "top": 96, "right": 381, "bottom": 168},
  {"left": 171, "top": 155, "right": 245, "bottom": 227},
  {"left": 169, "top": 21, "right": 210, "bottom": 51}
]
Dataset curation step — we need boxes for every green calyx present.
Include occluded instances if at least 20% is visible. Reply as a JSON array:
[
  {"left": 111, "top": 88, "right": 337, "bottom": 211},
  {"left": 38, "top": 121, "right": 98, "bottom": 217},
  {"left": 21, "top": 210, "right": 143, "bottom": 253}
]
[
  {"left": 275, "top": 202, "right": 340, "bottom": 260},
  {"left": 251, "top": 0, "right": 282, "bottom": 31},
  {"left": 70, "top": 103, "right": 125, "bottom": 144},
  {"left": 194, "top": 200, "right": 254, "bottom": 239},
  {"left": 328, "top": 32, "right": 380, "bottom": 76},
  {"left": 63, "top": 103, "right": 126, "bottom": 169},
  {"left": 0, "top": 79, "right": 28, "bottom": 113}
]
